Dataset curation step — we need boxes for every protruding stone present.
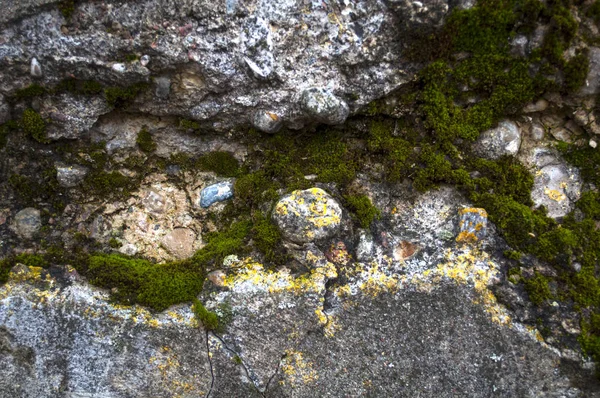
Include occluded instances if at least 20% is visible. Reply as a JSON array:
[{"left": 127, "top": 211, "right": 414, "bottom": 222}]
[
  {"left": 143, "top": 190, "right": 166, "bottom": 214},
  {"left": 456, "top": 208, "right": 488, "bottom": 244},
  {"left": 14, "top": 208, "right": 41, "bottom": 239},
  {"left": 140, "top": 55, "right": 150, "bottom": 67},
  {"left": 522, "top": 99, "right": 548, "bottom": 113},
  {"left": 300, "top": 88, "right": 349, "bottom": 125},
  {"left": 161, "top": 228, "right": 197, "bottom": 259},
  {"left": 207, "top": 270, "right": 226, "bottom": 286},
  {"left": 30, "top": 58, "right": 42, "bottom": 77},
  {"left": 531, "top": 163, "right": 582, "bottom": 219},
  {"left": 590, "top": 139, "right": 598, "bottom": 148},
  {"left": 473, "top": 120, "right": 521, "bottom": 160},
  {"left": 252, "top": 110, "right": 282, "bottom": 133},
  {"left": 56, "top": 163, "right": 88, "bottom": 188},
  {"left": 200, "top": 181, "right": 234, "bottom": 208},
  {"left": 273, "top": 188, "right": 343, "bottom": 244},
  {"left": 155, "top": 76, "right": 171, "bottom": 99},
  {"left": 111, "top": 63, "right": 127, "bottom": 73}
]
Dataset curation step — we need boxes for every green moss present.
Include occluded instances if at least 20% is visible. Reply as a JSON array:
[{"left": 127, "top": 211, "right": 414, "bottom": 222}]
[
  {"left": 534, "top": 227, "right": 579, "bottom": 263},
  {"left": 576, "top": 191, "right": 600, "bottom": 220},
  {"left": 504, "top": 250, "right": 523, "bottom": 261},
  {"left": 197, "top": 151, "right": 240, "bottom": 177},
  {"left": 563, "top": 51, "right": 590, "bottom": 93},
  {"left": 109, "top": 238, "right": 122, "bottom": 249},
  {"left": 524, "top": 271, "right": 553, "bottom": 305},
  {"left": 191, "top": 220, "right": 251, "bottom": 268},
  {"left": 192, "top": 299, "right": 220, "bottom": 332},
  {"left": 55, "top": 79, "right": 103, "bottom": 95},
  {"left": 87, "top": 253, "right": 205, "bottom": 311},
  {"left": 104, "top": 82, "right": 148, "bottom": 107},
  {"left": 14, "top": 254, "right": 49, "bottom": 268},
  {"left": 234, "top": 172, "right": 278, "bottom": 208},
  {"left": 557, "top": 142, "right": 600, "bottom": 187},
  {"left": 507, "top": 266, "right": 522, "bottom": 283},
  {"left": 0, "top": 259, "right": 10, "bottom": 285},
  {"left": 125, "top": 54, "right": 138, "bottom": 63},
  {"left": 136, "top": 127, "right": 156, "bottom": 153},
  {"left": 587, "top": 0, "right": 600, "bottom": 22},
  {"left": 472, "top": 193, "right": 551, "bottom": 249},
  {"left": 9, "top": 174, "right": 34, "bottom": 201},
  {"left": 252, "top": 212, "right": 282, "bottom": 261},
  {"left": 22, "top": 109, "right": 47, "bottom": 143},
  {"left": 14, "top": 84, "right": 47, "bottom": 99},
  {"left": 304, "top": 132, "right": 358, "bottom": 185},
  {"left": 58, "top": 0, "right": 75, "bottom": 19},
  {"left": 178, "top": 118, "right": 201, "bottom": 131},
  {"left": 83, "top": 171, "right": 133, "bottom": 198},
  {"left": 368, "top": 120, "right": 413, "bottom": 182},
  {"left": 344, "top": 195, "right": 381, "bottom": 229}
]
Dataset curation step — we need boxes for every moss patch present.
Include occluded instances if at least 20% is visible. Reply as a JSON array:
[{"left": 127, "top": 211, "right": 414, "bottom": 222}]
[
  {"left": 344, "top": 195, "right": 381, "bottom": 229},
  {"left": 192, "top": 299, "right": 220, "bottom": 331},
  {"left": 21, "top": 109, "right": 47, "bottom": 143},
  {"left": 136, "top": 127, "right": 156, "bottom": 153}
]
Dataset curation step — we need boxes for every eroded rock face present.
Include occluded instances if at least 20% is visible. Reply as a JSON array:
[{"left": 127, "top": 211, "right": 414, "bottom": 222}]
[
  {"left": 0, "top": 0, "right": 441, "bottom": 131},
  {"left": 273, "top": 188, "right": 343, "bottom": 244},
  {"left": 300, "top": 88, "right": 349, "bottom": 125}
]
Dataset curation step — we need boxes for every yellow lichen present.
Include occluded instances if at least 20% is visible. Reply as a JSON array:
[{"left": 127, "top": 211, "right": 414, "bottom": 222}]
[
  {"left": 280, "top": 349, "right": 319, "bottom": 388},
  {"left": 544, "top": 188, "right": 566, "bottom": 202}
]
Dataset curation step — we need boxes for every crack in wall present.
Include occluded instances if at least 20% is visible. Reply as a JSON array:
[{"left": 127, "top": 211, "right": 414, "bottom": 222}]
[{"left": 204, "top": 329, "right": 215, "bottom": 398}]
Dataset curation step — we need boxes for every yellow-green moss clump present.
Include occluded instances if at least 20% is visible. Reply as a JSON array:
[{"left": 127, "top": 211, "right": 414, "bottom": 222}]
[
  {"left": 344, "top": 195, "right": 381, "bottom": 229},
  {"left": 22, "top": 109, "right": 47, "bottom": 143},
  {"left": 192, "top": 299, "right": 220, "bottom": 331}
]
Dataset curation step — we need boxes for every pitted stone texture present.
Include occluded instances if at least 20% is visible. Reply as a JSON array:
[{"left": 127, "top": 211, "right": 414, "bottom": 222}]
[
  {"left": 456, "top": 207, "right": 488, "bottom": 244},
  {"left": 14, "top": 208, "right": 41, "bottom": 239},
  {"left": 40, "top": 93, "right": 111, "bottom": 140},
  {"left": 473, "top": 120, "right": 521, "bottom": 159},
  {"left": 0, "top": 0, "right": 437, "bottom": 131},
  {"left": 200, "top": 181, "right": 234, "bottom": 208},
  {"left": 300, "top": 88, "right": 349, "bottom": 125},
  {"left": 55, "top": 163, "right": 88, "bottom": 188},
  {"left": 252, "top": 110, "right": 282, "bottom": 133},
  {"left": 161, "top": 228, "right": 197, "bottom": 259},
  {"left": 273, "top": 188, "right": 342, "bottom": 244},
  {"left": 0, "top": 274, "right": 212, "bottom": 398},
  {"left": 531, "top": 163, "right": 582, "bottom": 219}
]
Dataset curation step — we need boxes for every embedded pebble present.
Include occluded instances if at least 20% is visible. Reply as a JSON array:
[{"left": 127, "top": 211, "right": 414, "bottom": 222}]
[
  {"left": 30, "top": 58, "right": 42, "bottom": 77},
  {"left": 14, "top": 208, "right": 41, "bottom": 239},
  {"left": 200, "top": 181, "right": 234, "bottom": 208}
]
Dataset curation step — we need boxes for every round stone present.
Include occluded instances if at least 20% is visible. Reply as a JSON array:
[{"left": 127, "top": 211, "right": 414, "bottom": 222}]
[
  {"left": 252, "top": 110, "right": 282, "bottom": 134},
  {"left": 161, "top": 228, "right": 197, "bottom": 259},
  {"left": 473, "top": 120, "right": 521, "bottom": 160},
  {"left": 272, "top": 188, "right": 343, "bottom": 244},
  {"left": 300, "top": 88, "right": 349, "bottom": 125},
  {"left": 14, "top": 208, "right": 41, "bottom": 239}
]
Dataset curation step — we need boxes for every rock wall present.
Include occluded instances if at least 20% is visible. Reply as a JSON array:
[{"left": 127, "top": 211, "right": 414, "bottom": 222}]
[{"left": 1, "top": 0, "right": 600, "bottom": 397}]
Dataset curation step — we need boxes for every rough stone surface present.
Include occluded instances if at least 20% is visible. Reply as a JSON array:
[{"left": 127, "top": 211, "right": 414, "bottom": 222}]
[
  {"left": 0, "top": 0, "right": 439, "bottom": 131},
  {"left": 300, "top": 88, "right": 350, "bottom": 125},
  {"left": 55, "top": 163, "right": 88, "bottom": 188},
  {"left": 0, "top": 94, "right": 10, "bottom": 124},
  {"left": 41, "top": 93, "right": 111, "bottom": 140},
  {"left": 273, "top": 188, "right": 343, "bottom": 244},
  {"left": 473, "top": 120, "right": 522, "bottom": 159},
  {"left": 13, "top": 208, "right": 41, "bottom": 239},
  {"left": 161, "top": 227, "right": 197, "bottom": 259},
  {"left": 252, "top": 110, "right": 282, "bottom": 133},
  {"left": 580, "top": 47, "right": 600, "bottom": 95},
  {"left": 0, "top": 272, "right": 212, "bottom": 397},
  {"left": 200, "top": 181, "right": 234, "bottom": 208},
  {"left": 532, "top": 162, "right": 582, "bottom": 219},
  {"left": 456, "top": 207, "right": 488, "bottom": 244}
]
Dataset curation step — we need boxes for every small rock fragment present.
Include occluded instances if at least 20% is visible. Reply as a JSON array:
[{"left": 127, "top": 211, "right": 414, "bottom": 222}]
[
  {"left": 161, "top": 228, "right": 196, "bottom": 259},
  {"left": 473, "top": 120, "right": 521, "bottom": 159},
  {"left": 30, "top": 58, "right": 42, "bottom": 77},
  {"left": 252, "top": 110, "right": 282, "bottom": 133},
  {"left": 140, "top": 55, "right": 150, "bottom": 67},
  {"left": 590, "top": 139, "right": 598, "bottom": 148},
  {"left": 522, "top": 99, "right": 548, "bottom": 113},
  {"left": 111, "top": 63, "right": 126, "bottom": 73},
  {"left": 300, "top": 88, "right": 349, "bottom": 125},
  {"left": 200, "top": 181, "right": 234, "bottom": 208},
  {"left": 456, "top": 208, "right": 488, "bottom": 244},
  {"left": 154, "top": 76, "right": 171, "bottom": 99},
  {"left": 273, "top": 187, "right": 343, "bottom": 244},
  {"left": 207, "top": 270, "right": 226, "bottom": 286},
  {"left": 14, "top": 208, "right": 41, "bottom": 239},
  {"left": 531, "top": 163, "right": 581, "bottom": 219},
  {"left": 56, "top": 163, "right": 88, "bottom": 188}
]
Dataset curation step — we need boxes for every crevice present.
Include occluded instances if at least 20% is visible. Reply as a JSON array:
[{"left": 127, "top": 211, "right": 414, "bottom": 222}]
[
  {"left": 263, "top": 353, "right": 284, "bottom": 397},
  {"left": 204, "top": 329, "right": 215, "bottom": 398},
  {"left": 210, "top": 332, "right": 267, "bottom": 397}
]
